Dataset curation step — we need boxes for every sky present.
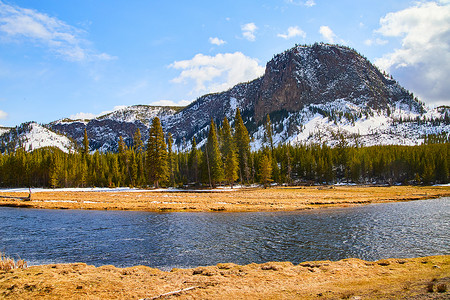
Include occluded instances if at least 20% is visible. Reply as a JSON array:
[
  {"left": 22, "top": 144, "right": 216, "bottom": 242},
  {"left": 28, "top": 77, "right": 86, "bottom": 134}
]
[{"left": 0, "top": 0, "right": 449, "bottom": 127}]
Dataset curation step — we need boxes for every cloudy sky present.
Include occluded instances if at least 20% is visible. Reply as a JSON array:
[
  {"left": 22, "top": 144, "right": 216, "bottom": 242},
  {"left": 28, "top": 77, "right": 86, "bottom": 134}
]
[{"left": 0, "top": 0, "right": 449, "bottom": 127}]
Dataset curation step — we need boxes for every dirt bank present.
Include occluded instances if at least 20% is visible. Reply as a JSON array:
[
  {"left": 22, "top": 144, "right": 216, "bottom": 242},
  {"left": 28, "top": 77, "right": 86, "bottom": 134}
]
[
  {"left": 0, "top": 185, "right": 448, "bottom": 212},
  {"left": 1, "top": 256, "right": 448, "bottom": 299}
]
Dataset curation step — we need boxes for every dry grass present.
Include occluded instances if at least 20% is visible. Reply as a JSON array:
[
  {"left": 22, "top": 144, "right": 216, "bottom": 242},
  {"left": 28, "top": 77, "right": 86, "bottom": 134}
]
[
  {"left": 0, "top": 253, "right": 27, "bottom": 272},
  {"left": 0, "top": 185, "right": 449, "bottom": 212},
  {"left": 0, "top": 255, "right": 448, "bottom": 299}
]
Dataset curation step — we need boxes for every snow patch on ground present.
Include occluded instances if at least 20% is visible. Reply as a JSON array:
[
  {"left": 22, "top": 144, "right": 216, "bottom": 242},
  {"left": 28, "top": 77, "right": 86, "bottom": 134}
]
[{"left": 0, "top": 186, "right": 246, "bottom": 193}]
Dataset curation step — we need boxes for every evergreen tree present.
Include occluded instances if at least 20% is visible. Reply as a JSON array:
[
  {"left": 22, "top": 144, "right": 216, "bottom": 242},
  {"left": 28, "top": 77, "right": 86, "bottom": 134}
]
[
  {"left": 82, "top": 128, "right": 89, "bottom": 155},
  {"left": 263, "top": 114, "right": 274, "bottom": 153},
  {"left": 133, "top": 128, "right": 144, "bottom": 153},
  {"left": 234, "top": 108, "right": 251, "bottom": 183},
  {"left": 133, "top": 128, "right": 145, "bottom": 186},
  {"left": 130, "top": 151, "right": 138, "bottom": 187},
  {"left": 221, "top": 117, "right": 238, "bottom": 187},
  {"left": 146, "top": 117, "right": 168, "bottom": 188},
  {"left": 118, "top": 136, "right": 130, "bottom": 185},
  {"left": 259, "top": 154, "right": 272, "bottom": 188},
  {"left": 206, "top": 119, "right": 224, "bottom": 187},
  {"left": 189, "top": 137, "right": 200, "bottom": 184},
  {"left": 167, "top": 132, "right": 175, "bottom": 187}
]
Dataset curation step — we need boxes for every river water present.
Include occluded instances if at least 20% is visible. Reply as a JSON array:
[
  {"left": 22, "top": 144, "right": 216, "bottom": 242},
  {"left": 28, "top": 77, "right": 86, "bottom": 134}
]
[{"left": 0, "top": 198, "right": 448, "bottom": 270}]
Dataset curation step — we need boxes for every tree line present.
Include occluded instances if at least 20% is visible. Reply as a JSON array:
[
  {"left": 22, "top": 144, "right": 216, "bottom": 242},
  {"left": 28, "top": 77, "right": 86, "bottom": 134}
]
[{"left": 0, "top": 108, "right": 448, "bottom": 188}]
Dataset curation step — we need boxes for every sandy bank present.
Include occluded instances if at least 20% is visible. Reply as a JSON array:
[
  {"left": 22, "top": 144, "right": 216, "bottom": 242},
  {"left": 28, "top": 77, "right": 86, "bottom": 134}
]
[
  {"left": 1, "top": 256, "right": 448, "bottom": 299},
  {"left": 0, "top": 185, "right": 449, "bottom": 212}
]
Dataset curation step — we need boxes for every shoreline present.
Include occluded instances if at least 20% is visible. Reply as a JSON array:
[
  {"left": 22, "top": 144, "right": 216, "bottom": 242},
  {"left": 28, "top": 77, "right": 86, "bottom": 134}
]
[
  {"left": 0, "top": 185, "right": 449, "bottom": 212},
  {"left": 1, "top": 255, "right": 448, "bottom": 299}
]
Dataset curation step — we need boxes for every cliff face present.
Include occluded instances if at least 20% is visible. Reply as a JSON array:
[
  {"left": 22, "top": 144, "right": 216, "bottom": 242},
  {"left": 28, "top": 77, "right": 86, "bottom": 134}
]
[{"left": 253, "top": 44, "right": 416, "bottom": 122}]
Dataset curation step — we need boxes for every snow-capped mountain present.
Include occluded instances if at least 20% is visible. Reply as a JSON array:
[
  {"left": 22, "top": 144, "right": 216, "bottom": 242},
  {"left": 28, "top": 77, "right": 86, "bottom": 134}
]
[
  {"left": 50, "top": 105, "right": 181, "bottom": 152},
  {"left": 1, "top": 43, "right": 449, "bottom": 153},
  {"left": 0, "top": 122, "right": 76, "bottom": 153},
  {"left": 165, "top": 43, "right": 449, "bottom": 150}
]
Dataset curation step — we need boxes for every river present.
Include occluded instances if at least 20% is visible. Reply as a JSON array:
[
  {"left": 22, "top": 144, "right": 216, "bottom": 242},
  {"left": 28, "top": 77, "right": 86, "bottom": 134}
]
[{"left": 0, "top": 197, "right": 448, "bottom": 270}]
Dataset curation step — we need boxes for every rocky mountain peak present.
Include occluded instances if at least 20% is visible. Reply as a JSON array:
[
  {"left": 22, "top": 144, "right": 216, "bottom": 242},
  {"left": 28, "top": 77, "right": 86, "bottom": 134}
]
[{"left": 254, "top": 43, "right": 418, "bottom": 123}]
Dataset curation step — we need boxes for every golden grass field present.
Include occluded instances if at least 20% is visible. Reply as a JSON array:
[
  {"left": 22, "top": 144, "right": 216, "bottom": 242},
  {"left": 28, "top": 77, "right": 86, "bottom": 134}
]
[
  {"left": 1, "top": 256, "right": 448, "bottom": 299},
  {"left": 0, "top": 185, "right": 449, "bottom": 212}
]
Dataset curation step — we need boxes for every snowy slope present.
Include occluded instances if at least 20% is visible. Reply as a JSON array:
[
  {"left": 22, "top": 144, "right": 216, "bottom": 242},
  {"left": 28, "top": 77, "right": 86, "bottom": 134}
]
[
  {"left": 0, "top": 127, "right": 12, "bottom": 136},
  {"left": 98, "top": 105, "right": 181, "bottom": 125},
  {"left": 251, "top": 101, "right": 449, "bottom": 149},
  {"left": 0, "top": 122, "right": 76, "bottom": 153}
]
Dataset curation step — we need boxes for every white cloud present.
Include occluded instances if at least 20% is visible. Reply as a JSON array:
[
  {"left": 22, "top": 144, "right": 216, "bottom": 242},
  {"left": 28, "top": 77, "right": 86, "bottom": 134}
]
[
  {"left": 0, "top": 110, "right": 8, "bottom": 120},
  {"left": 286, "top": 0, "right": 316, "bottom": 7},
  {"left": 364, "top": 38, "right": 388, "bottom": 46},
  {"left": 0, "top": 0, "right": 115, "bottom": 62},
  {"left": 374, "top": 2, "right": 450, "bottom": 105},
  {"left": 277, "top": 26, "right": 306, "bottom": 40},
  {"left": 319, "top": 26, "right": 337, "bottom": 43},
  {"left": 209, "top": 37, "right": 226, "bottom": 46},
  {"left": 151, "top": 99, "right": 191, "bottom": 107},
  {"left": 241, "top": 23, "right": 258, "bottom": 41},
  {"left": 169, "top": 52, "right": 265, "bottom": 95}
]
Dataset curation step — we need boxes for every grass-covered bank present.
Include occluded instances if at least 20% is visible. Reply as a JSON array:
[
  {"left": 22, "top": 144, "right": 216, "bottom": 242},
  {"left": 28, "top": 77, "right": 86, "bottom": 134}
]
[
  {"left": 0, "top": 185, "right": 449, "bottom": 212},
  {"left": 1, "top": 256, "right": 448, "bottom": 299}
]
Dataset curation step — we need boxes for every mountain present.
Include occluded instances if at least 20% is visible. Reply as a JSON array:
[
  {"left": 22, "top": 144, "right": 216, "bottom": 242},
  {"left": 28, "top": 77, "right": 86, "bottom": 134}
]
[
  {"left": 49, "top": 105, "right": 181, "bottom": 152},
  {"left": 1, "top": 43, "right": 449, "bottom": 153},
  {"left": 0, "top": 122, "right": 76, "bottom": 153}
]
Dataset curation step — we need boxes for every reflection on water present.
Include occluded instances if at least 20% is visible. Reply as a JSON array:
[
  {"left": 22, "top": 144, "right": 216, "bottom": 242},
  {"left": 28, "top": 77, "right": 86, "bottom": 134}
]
[{"left": 0, "top": 197, "right": 448, "bottom": 270}]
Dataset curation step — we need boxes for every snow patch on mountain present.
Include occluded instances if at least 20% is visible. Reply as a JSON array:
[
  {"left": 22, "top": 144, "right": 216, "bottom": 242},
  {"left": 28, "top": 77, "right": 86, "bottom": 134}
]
[{"left": 251, "top": 100, "right": 449, "bottom": 150}]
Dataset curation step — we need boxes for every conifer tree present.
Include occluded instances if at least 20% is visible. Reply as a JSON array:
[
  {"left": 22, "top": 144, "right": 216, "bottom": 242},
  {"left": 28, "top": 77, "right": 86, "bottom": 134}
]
[
  {"left": 234, "top": 108, "right": 251, "bottom": 183},
  {"left": 130, "top": 151, "right": 138, "bottom": 187},
  {"left": 79, "top": 158, "right": 88, "bottom": 187},
  {"left": 133, "top": 128, "right": 144, "bottom": 153},
  {"left": 189, "top": 137, "right": 200, "bottom": 184},
  {"left": 167, "top": 132, "right": 175, "bottom": 187},
  {"left": 146, "top": 117, "right": 168, "bottom": 188},
  {"left": 49, "top": 156, "right": 59, "bottom": 188},
  {"left": 259, "top": 154, "right": 272, "bottom": 188},
  {"left": 118, "top": 136, "right": 130, "bottom": 185},
  {"left": 82, "top": 128, "right": 89, "bottom": 155},
  {"left": 263, "top": 114, "right": 274, "bottom": 153},
  {"left": 206, "top": 119, "right": 224, "bottom": 187},
  {"left": 221, "top": 117, "right": 238, "bottom": 187}
]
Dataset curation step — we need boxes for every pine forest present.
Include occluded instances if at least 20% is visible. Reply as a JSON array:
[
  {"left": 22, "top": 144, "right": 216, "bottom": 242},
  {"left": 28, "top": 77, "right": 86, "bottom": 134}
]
[{"left": 0, "top": 110, "right": 448, "bottom": 189}]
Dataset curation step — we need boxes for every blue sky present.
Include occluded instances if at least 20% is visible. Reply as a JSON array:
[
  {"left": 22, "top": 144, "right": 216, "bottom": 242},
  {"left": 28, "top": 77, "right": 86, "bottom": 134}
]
[{"left": 0, "top": 0, "right": 449, "bottom": 127}]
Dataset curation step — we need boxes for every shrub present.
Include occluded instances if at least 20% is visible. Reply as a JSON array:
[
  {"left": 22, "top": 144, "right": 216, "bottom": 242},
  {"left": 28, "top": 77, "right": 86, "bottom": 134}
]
[{"left": 0, "top": 252, "right": 27, "bottom": 271}]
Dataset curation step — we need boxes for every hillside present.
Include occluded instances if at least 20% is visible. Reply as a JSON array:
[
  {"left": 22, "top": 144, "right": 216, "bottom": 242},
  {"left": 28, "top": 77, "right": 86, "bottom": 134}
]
[{"left": 0, "top": 122, "right": 76, "bottom": 153}]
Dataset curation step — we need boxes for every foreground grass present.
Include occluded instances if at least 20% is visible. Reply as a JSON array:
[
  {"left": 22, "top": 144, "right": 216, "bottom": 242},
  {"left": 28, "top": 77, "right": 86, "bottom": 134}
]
[
  {"left": 0, "top": 185, "right": 449, "bottom": 212},
  {"left": 0, "top": 256, "right": 448, "bottom": 299},
  {"left": 0, "top": 254, "right": 26, "bottom": 272}
]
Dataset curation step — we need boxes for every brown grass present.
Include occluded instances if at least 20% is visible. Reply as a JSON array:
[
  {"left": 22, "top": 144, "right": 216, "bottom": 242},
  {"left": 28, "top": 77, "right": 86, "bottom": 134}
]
[
  {"left": 0, "top": 185, "right": 449, "bottom": 212},
  {"left": 0, "top": 255, "right": 448, "bottom": 299},
  {"left": 0, "top": 253, "right": 27, "bottom": 272}
]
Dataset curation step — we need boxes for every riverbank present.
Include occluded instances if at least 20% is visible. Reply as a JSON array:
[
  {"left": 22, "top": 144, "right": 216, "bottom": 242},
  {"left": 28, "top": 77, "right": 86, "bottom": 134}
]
[
  {"left": 0, "top": 185, "right": 449, "bottom": 212},
  {"left": 1, "top": 255, "right": 448, "bottom": 299}
]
